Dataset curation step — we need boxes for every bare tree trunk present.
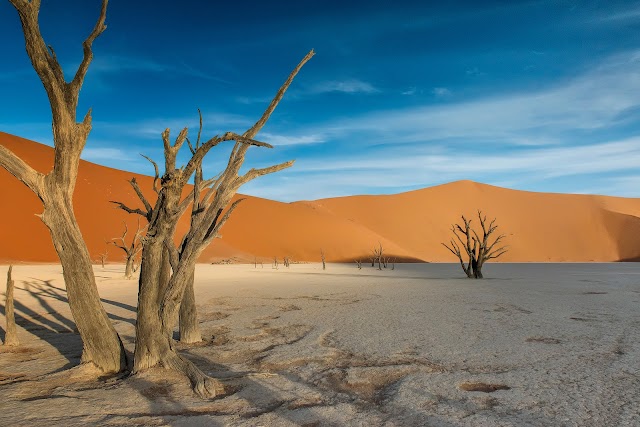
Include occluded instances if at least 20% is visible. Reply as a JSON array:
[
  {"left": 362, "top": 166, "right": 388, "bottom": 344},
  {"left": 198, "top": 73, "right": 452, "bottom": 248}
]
[
  {"left": 1, "top": 0, "right": 126, "bottom": 373},
  {"left": 44, "top": 197, "right": 127, "bottom": 371},
  {"left": 4, "top": 266, "right": 18, "bottom": 346},
  {"left": 179, "top": 269, "right": 201, "bottom": 344},
  {"left": 124, "top": 257, "right": 135, "bottom": 279}
]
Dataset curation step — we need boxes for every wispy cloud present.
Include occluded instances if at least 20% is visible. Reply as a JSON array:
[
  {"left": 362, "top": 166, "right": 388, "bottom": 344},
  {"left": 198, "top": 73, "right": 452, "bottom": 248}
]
[
  {"left": 432, "top": 87, "right": 452, "bottom": 97},
  {"left": 590, "top": 6, "right": 640, "bottom": 23},
  {"left": 258, "top": 132, "right": 325, "bottom": 146},
  {"left": 89, "top": 55, "right": 231, "bottom": 84},
  {"left": 316, "top": 50, "right": 640, "bottom": 145},
  {"left": 308, "top": 79, "right": 380, "bottom": 95},
  {"left": 402, "top": 87, "right": 417, "bottom": 96}
]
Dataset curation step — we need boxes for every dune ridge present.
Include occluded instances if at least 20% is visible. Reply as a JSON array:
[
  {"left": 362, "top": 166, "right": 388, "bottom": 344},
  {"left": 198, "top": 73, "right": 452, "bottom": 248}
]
[{"left": 1, "top": 132, "right": 639, "bottom": 263}]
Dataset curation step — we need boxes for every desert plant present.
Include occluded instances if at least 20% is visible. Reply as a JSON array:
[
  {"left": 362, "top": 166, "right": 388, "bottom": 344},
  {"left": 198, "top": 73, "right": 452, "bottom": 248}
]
[
  {"left": 0, "top": 0, "right": 126, "bottom": 372},
  {"left": 110, "top": 219, "right": 145, "bottom": 279},
  {"left": 442, "top": 210, "right": 508, "bottom": 279},
  {"left": 4, "top": 266, "right": 19, "bottom": 346}
]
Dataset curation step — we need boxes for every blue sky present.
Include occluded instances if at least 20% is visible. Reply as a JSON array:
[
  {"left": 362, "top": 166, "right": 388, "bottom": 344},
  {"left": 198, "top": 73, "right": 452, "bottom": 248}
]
[{"left": 1, "top": 0, "right": 640, "bottom": 201}]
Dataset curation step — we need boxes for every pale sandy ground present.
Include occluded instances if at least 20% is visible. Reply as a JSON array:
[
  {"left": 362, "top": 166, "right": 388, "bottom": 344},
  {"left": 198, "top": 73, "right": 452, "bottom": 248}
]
[{"left": 0, "top": 263, "right": 638, "bottom": 426}]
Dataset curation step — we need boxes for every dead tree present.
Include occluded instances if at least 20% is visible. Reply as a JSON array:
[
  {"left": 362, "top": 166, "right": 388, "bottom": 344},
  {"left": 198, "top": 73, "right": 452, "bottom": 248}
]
[
  {"left": 320, "top": 249, "right": 326, "bottom": 270},
  {"left": 273, "top": 256, "right": 279, "bottom": 270},
  {"left": 4, "top": 266, "right": 19, "bottom": 346},
  {"left": 355, "top": 259, "right": 362, "bottom": 269},
  {"left": 373, "top": 242, "right": 384, "bottom": 270},
  {"left": 283, "top": 257, "right": 290, "bottom": 268},
  {"left": 110, "top": 219, "right": 145, "bottom": 279},
  {"left": 114, "top": 50, "right": 313, "bottom": 397},
  {"left": 0, "top": 0, "right": 126, "bottom": 372},
  {"left": 442, "top": 210, "right": 508, "bottom": 279},
  {"left": 98, "top": 249, "right": 108, "bottom": 268}
]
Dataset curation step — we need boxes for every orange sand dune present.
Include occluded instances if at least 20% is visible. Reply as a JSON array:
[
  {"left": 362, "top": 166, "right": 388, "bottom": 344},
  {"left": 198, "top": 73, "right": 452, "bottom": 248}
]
[{"left": 1, "top": 132, "right": 640, "bottom": 263}]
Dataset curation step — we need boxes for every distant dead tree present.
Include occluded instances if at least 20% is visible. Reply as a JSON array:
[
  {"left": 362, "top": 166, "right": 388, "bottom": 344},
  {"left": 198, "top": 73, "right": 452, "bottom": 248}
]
[
  {"left": 4, "top": 266, "right": 18, "bottom": 346},
  {"left": 390, "top": 258, "right": 395, "bottom": 270},
  {"left": 98, "top": 249, "right": 108, "bottom": 268},
  {"left": 0, "top": 0, "right": 126, "bottom": 372},
  {"left": 283, "top": 256, "right": 290, "bottom": 268},
  {"left": 273, "top": 256, "right": 279, "bottom": 270},
  {"left": 355, "top": 259, "right": 362, "bottom": 269},
  {"left": 254, "top": 256, "right": 257, "bottom": 269},
  {"left": 442, "top": 210, "right": 508, "bottom": 279},
  {"left": 372, "top": 242, "right": 384, "bottom": 270},
  {"left": 110, "top": 219, "right": 145, "bottom": 279},
  {"left": 111, "top": 50, "right": 313, "bottom": 397},
  {"left": 320, "top": 249, "right": 326, "bottom": 270}
]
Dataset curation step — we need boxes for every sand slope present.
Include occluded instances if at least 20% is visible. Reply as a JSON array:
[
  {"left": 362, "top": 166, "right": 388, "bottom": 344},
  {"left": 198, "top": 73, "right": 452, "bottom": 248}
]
[{"left": 1, "top": 132, "right": 640, "bottom": 263}]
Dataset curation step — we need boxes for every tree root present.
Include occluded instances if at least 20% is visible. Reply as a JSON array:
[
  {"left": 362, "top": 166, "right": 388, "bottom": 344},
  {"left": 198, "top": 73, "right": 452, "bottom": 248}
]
[{"left": 165, "top": 352, "right": 227, "bottom": 399}]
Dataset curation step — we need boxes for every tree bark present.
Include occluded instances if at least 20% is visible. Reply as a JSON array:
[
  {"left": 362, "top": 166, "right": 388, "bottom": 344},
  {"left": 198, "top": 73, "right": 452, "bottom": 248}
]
[
  {"left": 4, "top": 266, "right": 18, "bottom": 346},
  {"left": 124, "top": 256, "right": 135, "bottom": 279},
  {"left": 42, "top": 193, "right": 126, "bottom": 371},
  {"left": 179, "top": 269, "right": 201, "bottom": 343}
]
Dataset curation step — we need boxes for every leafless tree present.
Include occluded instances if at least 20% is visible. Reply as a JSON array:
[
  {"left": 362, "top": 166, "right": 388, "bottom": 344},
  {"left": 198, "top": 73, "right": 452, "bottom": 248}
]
[
  {"left": 283, "top": 256, "right": 290, "bottom": 268},
  {"left": 355, "top": 259, "right": 362, "bottom": 269},
  {"left": 110, "top": 219, "right": 145, "bottom": 279},
  {"left": 372, "top": 242, "right": 384, "bottom": 270},
  {"left": 4, "top": 266, "right": 19, "bottom": 346},
  {"left": 273, "top": 256, "right": 279, "bottom": 270},
  {"left": 98, "top": 249, "right": 108, "bottom": 269},
  {"left": 442, "top": 210, "right": 508, "bottom": 279},
  {"left": 113, "top": 50, "right": 313, "bottom": 397},
  {"left": 0, "top": 0, "right": 126, "bottom": 372},
  {"left": 320, "top": 249, "right": 326, "bottom": 270}
]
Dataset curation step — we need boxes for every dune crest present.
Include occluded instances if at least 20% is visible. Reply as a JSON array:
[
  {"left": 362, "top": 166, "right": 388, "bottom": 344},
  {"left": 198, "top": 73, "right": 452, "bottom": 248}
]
[{"left": 1, "top": 132, "right": 639, "bottom": 263}]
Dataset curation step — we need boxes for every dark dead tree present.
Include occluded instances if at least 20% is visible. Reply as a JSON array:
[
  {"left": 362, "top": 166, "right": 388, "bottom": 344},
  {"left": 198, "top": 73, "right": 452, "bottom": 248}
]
[
  {"left": 254, "top": 256, "right": 257, "bottom": 269},
  {"left": 273, "top": 256, "right": 279, "bottom": 270},
  {"left": 320, "top": 249, "right": 326, "bottom": 270},
  {"left": 110, "top": 219, "right": 145, "bottom": 279},
  {"left": 114, "top": 50, "right": 313, "bottom": 397},
  {"left": 0, "top": 0, "right": 126, "bottom": 372},
  {"left": 372, "top": 242, "right": 384, "bottom": 270},
  {"left": 283, "top": 256, "right": 290, "bottom": 268},
  {"left": 355, "top": 259, "right": 362, "bottom": 269},
  {"left": 4, "top": 266, "right": 19, "bottom": 346},
  {"left": 442, "top": 210, "right": 508, "bottom": 279}
]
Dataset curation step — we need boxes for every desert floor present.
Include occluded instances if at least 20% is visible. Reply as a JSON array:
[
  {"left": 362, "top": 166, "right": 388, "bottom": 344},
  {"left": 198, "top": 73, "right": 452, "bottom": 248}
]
[{"left": 0, "top": 263, "right": 638, "bottom": 426}]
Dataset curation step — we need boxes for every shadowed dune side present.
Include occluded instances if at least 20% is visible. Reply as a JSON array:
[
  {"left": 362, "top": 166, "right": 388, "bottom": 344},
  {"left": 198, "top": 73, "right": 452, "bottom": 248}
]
[{"left": 1, "top": 132, "right": 640, "bottom": 263}]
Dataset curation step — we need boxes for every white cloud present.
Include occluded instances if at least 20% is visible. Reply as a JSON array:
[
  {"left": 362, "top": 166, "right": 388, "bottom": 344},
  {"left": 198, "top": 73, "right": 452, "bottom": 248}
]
[
  {"left": 258, "top": 132, "right": 325, "bottom": 146},
  {"left": 432, "top": 87, "right": 452, "bottom": 97},
  {"left": 309, "top": 79, "right": 379, "bottom": 94},
  {"left": 320, "top": 50, "right": 640, "bottom": 145},
  {"left": 81, "top": 147, "right": 133, "bottom": 163},
  {"left": 402, "top": 87, "right": 417, "bottom": 96}
]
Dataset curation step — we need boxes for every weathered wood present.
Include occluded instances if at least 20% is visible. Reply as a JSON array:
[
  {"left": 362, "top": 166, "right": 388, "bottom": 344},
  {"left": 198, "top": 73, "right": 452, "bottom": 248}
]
[
  {"left": 178, "top": 269, "right": 201, "bottom": 344},
  {"left": 131, "top": 50, "right": 314, "bottom": 397},
  {"left": 1, "top": 0, "right": 126, "bottom": 372},
  {"left": 4, "top": 266, "right": 19, "bottom": 346}
]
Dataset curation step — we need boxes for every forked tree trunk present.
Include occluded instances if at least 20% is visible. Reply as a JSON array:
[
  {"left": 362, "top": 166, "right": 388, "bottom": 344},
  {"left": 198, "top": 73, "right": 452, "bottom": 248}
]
[
  {"left": 179, "top": 269, "right": 201, "bottom": 343},
  {"left": 4, "top": 266, "right": 18, "bottom": 346}
]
